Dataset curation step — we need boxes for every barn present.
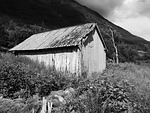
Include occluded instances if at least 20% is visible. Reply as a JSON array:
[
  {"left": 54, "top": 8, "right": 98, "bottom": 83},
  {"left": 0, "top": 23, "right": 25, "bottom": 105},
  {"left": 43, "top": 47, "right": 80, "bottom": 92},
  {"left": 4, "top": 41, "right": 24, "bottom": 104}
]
[{"left": 9, "top": 23, "right": 107, "bottom": 75}]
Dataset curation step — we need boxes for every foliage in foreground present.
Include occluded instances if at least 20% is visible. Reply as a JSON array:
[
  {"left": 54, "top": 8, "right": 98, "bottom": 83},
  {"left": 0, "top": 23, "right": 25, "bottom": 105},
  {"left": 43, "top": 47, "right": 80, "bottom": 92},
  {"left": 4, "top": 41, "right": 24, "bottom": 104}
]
[
  {"left": 51, "top": 63, "right": 150, "bottom": 113},
  {"left": 0, "top": 53, "right": 78, "bottom": 98},
  {"left": 1, "top": 53, "right": 150, "bottom": 113}
]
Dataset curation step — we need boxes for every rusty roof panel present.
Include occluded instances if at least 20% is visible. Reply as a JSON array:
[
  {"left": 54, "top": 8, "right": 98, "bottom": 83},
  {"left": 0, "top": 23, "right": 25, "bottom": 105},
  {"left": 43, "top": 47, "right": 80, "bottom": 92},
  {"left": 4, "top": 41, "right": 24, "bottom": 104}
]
[{"left": 10, "top": 23, "right": 96, "bottom": 51}]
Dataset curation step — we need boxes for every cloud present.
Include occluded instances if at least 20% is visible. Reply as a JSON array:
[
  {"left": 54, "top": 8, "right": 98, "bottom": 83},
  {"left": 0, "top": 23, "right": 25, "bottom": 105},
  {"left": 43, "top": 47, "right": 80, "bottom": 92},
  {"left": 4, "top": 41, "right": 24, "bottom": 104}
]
[
  {"left": 114, "top": 16, "right": 150, "bottom": 41},
  {"left": 75, "top": 0, "right": 150, "bottom": 41},
  {"left": 111, "top": 0, "right": 150, "bottom": 20},
  {"left": 137, "top": 0, "right": 150, "bottom": 17},
  {"left": 111, "top": 0, "right": 150, "bottom": 41},
  {"left": 75, "top": 0, "right": 124, "bottom": 17}
]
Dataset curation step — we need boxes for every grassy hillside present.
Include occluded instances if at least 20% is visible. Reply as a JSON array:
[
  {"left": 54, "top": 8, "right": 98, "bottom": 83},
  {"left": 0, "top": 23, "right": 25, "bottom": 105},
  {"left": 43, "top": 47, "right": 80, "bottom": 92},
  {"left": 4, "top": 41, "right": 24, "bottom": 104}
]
[{"left": 0, "top": 0, "right": 150, "bottom": 62}]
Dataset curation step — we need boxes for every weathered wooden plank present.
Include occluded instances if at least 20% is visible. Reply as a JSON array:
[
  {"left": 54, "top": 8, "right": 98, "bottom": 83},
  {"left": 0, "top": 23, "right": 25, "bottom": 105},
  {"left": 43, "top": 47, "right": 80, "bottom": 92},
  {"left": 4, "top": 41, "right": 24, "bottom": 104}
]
[
  {"left": 41, "top": 28, "right": 68, "bottom": 49},
  {"left": 82, "top": 29, "right": 106, "bottom": 75},
  {"left": 36, "top": 30, "right": 59, "bottom": 49},
  {"left": 10, "top": 23, "right": 97, "bottom": 52}
]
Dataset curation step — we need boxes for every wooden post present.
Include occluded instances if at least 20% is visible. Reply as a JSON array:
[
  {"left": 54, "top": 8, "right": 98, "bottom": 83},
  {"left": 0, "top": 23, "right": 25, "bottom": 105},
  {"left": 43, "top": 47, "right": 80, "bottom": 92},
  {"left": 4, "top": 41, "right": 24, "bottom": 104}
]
[
  {"left": 32, "top": 108, "right": 35, "bottom": 113},
  {"left": 110, "top": 29, "right": 119, "bottom": 64},
  {"left": 40, "top": 97, "right": 47, "bottom": 113},
  {"left": 47, "top": 101, "right": 53, "bottom": 113}
]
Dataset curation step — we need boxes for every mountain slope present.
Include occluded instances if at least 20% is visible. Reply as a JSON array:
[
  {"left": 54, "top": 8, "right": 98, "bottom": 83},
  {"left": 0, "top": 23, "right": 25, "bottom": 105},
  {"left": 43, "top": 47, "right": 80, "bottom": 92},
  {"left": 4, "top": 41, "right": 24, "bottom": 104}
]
[{"left": 0, "top": 0, "right": 150, "bottom": 62}]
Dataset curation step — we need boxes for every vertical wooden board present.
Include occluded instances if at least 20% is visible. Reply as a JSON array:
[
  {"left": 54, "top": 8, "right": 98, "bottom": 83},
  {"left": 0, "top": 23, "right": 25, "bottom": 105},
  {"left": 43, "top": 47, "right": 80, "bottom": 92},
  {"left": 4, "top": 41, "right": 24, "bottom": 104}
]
[
  {"left": 50, "top": 54, "right": 53, "bottom": 67},
  {"left": 40, "top": 55, "right": 43, "bottom": 64},
  {"left": 69, "top": 52, "right": 74, "bottom": 73},
  {"left": 62, "top": 52, "right": 66, "bottom": 73},
  {"left": 65, "top": 52, "right": 68, "bottom": 73},
  {"left": 74, "top": 50, "right": 77, "bottom": 74},
  {"left": 57, "top": 53, "right": 61, "bottom": 71},
  {"left": 51, "top": 54, "right": 54, "bottom": 69},
  {"left": 67, "top": 51, "right": 71, "bottom": 73},
  {"left": 68, "top": 52, "right": 71, "bottom": 73},
  {"left": 64, "top": 52, "right": 67, "bottom": 73},
  {"left": 42, "top": 55, "right": 45, "bottom": 64},
  {"left": 62, "top": 52, "right": 66, "bottom": 72},
  {"left": 77, "top": 48, "right": 81, "bottom": 75},
  {"left": 73, "top": 50, "right": 77, "bottom": 73},
  {"left": 41, "top": 55, "right": 44, "bottom": 65},
  {"left": 56, "top": 52, "right": 61, "bottom": 71},
  {"left": 63, "top": 52, "right": 67, "bottom": 73},
  {"left": 74, "top": 50, "right": 78, "bottom": 74},
  {"left": 45, "top": 54, "right": 49, "bottom": 66},
  {"left": 95, "top": 30, "right": 106, "bottom": 72},
  {"left": 21, "top": 47, "right": 82, "bottom": 76},
  {"left": 53, "top": 53, "right": 56, "bottom": 70},
  {"left": 59, "top": 52, "right": 62, "bottom": 72},
  {"left": 82, "top": 37, "right": 90, "bottom": 74},
  {"left": 37, "top": 55, "right": 41, "bottom": 63},
  {"left": 54, "top": 53, "right": 58, "bottom": 70},
  {"left": 82, "top": 29, "right": 106, "bottom": 75},
  {"left": 48, "top": 54, "right": 51, "bottom": 67}
]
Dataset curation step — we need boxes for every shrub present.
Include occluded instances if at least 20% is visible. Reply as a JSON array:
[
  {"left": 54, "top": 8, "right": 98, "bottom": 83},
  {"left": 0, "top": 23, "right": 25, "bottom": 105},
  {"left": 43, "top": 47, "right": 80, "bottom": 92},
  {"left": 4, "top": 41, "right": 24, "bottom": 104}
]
[
  {"left": 1, "top": 53, "right": 150, "bottom": 113},
  {"left": 0, "top": 54, "right": 37, "bottom": 98},
  {"left": 103, "top": 63, "right": 150, "bottom": 113},
  {"left": 0, "top": 96, "right": 41, "bottom": 113},
  {"left": 52, "top": 63, "right": 150, "bottom": 113},
  {"left": 0, "top": 53, "right": 78, "bottom": 99}
]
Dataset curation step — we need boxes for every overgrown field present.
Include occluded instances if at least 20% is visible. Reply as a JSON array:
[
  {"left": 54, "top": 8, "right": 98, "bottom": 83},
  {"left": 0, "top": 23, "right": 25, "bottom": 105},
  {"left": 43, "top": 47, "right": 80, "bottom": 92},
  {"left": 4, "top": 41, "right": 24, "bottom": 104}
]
[{"left": 1, "top": 53, "right": 150, "bottom": 113}]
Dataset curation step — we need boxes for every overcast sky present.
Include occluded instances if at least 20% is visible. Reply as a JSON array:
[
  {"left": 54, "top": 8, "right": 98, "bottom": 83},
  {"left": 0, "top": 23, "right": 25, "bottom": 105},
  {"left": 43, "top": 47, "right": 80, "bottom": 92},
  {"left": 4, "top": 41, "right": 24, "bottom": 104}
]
[{"left": 76, "top": 0, "right": 150, "bottom": 41}]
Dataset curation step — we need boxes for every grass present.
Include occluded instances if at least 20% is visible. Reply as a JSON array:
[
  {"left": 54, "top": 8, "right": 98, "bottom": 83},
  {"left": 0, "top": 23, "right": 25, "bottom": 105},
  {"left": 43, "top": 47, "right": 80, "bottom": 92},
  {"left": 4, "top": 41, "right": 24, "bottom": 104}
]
[{"left": 1, "top": 53, "right": 150, "bottom": 112}]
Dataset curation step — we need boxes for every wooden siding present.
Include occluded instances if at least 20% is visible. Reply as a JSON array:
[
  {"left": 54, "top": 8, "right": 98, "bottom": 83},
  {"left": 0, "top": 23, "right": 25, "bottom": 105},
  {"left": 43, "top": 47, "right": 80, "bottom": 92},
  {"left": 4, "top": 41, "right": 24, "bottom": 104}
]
[
  {"left": 17, "top": 47, "right": 81, "bottom": 75},
  {"left": 11, "top": 23, "right": 107, "bottom": 76},
  {"left": 82, "top": 29, "right": 106, "bottom": 75}
]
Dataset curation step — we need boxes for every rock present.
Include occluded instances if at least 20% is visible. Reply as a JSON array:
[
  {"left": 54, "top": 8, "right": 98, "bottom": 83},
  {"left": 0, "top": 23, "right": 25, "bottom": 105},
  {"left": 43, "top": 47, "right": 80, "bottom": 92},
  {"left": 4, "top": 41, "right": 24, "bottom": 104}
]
[
  {"left": 50, "top": 90, "right": 65, "bottom": 97},
  {"left": 47, "top": 95, "right": 66, "bottom": 107},
  {"left": 64, "top": 88, "right": 76, "bottom": 98},
  {"left": 46, "top": 88, "right": 76, "bottom": 107}
]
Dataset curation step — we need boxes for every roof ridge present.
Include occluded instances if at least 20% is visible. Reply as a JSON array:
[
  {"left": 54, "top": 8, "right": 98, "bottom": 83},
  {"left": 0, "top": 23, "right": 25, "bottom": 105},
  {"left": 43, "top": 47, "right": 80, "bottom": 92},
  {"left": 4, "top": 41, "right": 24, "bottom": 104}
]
[{"left": 9, "top": 23, "right": 102, "bottom": 51}]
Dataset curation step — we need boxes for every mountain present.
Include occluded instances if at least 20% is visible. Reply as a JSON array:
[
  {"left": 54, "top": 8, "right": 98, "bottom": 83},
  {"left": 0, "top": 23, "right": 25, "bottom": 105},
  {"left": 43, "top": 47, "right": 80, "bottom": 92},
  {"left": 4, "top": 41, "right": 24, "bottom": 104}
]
[{"left": 0, "top": 0, "right": 150, "bottom": 62}]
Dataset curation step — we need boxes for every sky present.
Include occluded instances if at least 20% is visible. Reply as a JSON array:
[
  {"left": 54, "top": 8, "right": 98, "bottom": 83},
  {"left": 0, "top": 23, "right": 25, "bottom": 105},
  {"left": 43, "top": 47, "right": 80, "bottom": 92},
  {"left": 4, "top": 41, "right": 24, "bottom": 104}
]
[{"left": 75, "top": 0, "right": 150, "bottom": 41}]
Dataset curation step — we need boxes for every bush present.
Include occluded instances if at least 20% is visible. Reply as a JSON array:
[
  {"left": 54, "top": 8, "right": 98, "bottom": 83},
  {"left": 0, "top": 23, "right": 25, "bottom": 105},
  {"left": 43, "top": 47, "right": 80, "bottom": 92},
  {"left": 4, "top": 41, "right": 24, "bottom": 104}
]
[
  {"left": 0, "top": 96, "right": 41, "bottom": 113},
  {"left": 0, "top": 53, "right": 78, "bottom": 99},
  {"left": 103, "top": 63, "right": 150, "bottom": 113},
  {"left": 52, "top": 63, "right": 150, "bottom": 113},
  {"left": 1, "top": 53, "right": 150, "bottom": 113},
  {"left": 0, "top": 53, "right": 38, "bottom": 98}
]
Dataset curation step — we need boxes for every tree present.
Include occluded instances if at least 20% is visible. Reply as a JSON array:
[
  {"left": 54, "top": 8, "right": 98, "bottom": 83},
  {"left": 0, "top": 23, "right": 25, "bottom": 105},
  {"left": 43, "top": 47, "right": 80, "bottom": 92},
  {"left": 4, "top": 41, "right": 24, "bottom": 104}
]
[{"left": 110, "top": 29, "right": 119, "bottom": 64}]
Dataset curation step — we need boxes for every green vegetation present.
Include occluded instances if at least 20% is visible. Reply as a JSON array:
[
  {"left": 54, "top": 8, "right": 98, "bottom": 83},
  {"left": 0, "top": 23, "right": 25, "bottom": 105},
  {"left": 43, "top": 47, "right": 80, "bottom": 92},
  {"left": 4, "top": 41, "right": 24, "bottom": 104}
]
[
  {"left": 1, "top": 53, "right": 150, "bottom": 113},
  {"left": 0, "top": 53, "right": 78, "bottom": 98},
  {"left": 0, "top": 20, "right": 47, "bottom": 49}
]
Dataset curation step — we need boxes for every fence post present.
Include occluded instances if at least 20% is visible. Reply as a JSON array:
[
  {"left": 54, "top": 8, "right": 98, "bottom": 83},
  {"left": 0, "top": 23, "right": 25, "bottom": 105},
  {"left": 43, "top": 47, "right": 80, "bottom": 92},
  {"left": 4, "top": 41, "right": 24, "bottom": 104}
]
[
  {"left": 47, "top": 101, "right": 53, "bottom": 113},
  {"left": 32, "top": 108, "right": 35, "bottom": 113},
  {"left": 40, "top": 97, "right": 47, "bottom": 113}
]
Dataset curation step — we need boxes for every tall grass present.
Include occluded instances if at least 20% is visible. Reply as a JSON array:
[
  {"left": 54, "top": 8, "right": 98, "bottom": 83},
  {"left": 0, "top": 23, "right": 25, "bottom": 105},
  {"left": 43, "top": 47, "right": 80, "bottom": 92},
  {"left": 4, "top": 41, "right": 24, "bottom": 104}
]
[
  {"left": 103, "top": 63, "right": 150, "bottom": 113},
  {"left": 1, "top": 53, "right": 150, "bottom": 113},
  {"left": 0, "top": 53, "right": 78, "bottom": 98}
]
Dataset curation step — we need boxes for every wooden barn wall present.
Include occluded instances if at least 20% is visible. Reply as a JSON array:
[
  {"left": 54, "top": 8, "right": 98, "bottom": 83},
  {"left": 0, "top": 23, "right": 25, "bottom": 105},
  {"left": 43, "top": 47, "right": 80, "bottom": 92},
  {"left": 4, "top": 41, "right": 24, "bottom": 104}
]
[
  {"left": 16, "top": 47, "right": 81, "bottom": 75},
  {"left": 82, "top": 29, "right": 106, "bottom": 75}
]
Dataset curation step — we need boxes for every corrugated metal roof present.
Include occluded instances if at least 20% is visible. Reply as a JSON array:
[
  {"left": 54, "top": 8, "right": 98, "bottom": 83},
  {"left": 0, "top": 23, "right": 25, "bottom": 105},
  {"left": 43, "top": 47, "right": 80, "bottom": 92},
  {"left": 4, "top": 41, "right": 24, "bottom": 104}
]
[{"left": 10, "top": 23, "right": 102, "bottom": 51}]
